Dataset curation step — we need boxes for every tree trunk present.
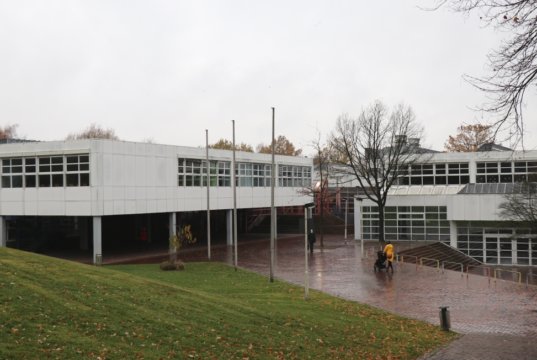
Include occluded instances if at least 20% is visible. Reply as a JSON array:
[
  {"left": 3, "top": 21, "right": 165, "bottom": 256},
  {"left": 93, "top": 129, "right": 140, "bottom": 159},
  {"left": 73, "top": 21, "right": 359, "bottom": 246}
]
[{"left": 378, "top": 204, "right": 385, "bottom": 245}]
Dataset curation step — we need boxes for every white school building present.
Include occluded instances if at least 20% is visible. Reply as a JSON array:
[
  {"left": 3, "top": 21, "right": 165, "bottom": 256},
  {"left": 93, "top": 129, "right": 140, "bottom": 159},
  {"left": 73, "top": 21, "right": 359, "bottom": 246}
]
[
  {"left": 0, "top": 139, "right": 313, "bottom": 263},
  {"left": 354, "top": 148, "right": 537, "bottom": 266}
]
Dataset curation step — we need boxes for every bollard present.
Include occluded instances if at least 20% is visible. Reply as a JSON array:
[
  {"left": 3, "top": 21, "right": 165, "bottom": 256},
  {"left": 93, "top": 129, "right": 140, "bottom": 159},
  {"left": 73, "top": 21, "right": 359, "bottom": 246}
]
[
  {"left": 95, "top": 254, "right": 103, "bottom": 266},
  {"left": 439, "top": 306, "right": 450, "bottom": 331}
]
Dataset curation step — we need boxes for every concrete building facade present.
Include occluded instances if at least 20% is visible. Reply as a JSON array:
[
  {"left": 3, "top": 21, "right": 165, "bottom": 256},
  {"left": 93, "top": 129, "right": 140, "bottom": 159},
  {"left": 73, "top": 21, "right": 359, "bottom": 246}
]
[
  {"left": 0, "top": 139, "right": 312, "bottom": 262},
  {"left": 354, "top": 149, "right": 537, "bottom": 266}
]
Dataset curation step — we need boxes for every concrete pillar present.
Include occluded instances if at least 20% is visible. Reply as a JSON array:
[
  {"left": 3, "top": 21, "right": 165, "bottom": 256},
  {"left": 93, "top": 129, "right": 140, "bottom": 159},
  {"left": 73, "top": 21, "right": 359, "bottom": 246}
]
[
  {"left": 0, "top": 216, "right": 6, "bottom": 247},
  {"left": 93, "top": 216, "right": 102, "bottom": 264},
  {"left": 168, "top": 212, "right": 176, "bottom": 238},
  {"left": 226, "top": 209, "right": 233, "bottom": 246},
  {"left": 449, "top": 221, "right": 457, "bottom": 248},
  {"left": 354, "top": 199, "right": 362, "bottom": 240}
]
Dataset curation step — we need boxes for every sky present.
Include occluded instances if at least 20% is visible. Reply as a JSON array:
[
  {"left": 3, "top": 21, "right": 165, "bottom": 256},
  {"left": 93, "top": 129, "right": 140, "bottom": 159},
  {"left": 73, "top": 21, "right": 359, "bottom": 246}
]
[{"left": 1, "top": 0, "right": 537, "bottom": 154}]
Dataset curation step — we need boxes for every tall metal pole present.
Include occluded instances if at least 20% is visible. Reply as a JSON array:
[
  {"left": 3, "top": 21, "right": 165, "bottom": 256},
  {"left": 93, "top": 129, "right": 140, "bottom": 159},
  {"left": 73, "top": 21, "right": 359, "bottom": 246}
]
[
  {"left": 206, "top": 129, "right": 211, "bottom": 260},
  {"left": 270, "top": 107, "right": 276, "bottom": 282},
  {"left": 304, "top": 206, "right": 309, "bottom": 299},
  {"left": 344, "top": 198, "right": 348, "bottom": 242},
  {"left": 232, "top": 120, "right": 238, "bottom": 270}
]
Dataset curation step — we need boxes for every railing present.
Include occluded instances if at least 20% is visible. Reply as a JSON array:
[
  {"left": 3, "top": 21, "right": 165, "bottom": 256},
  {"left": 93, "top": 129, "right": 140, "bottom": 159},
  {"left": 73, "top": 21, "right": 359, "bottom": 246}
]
[
  {"left": 466, "top": 265, "right": 492, "bottom": 279},
  {"left": 526, "top": 273, "right": 537, "bottom": 289},
  {"left": 494, "top": 268, "right": 522, "bottom": 284},
  {"left": 441, "top": 261, "right": 464, "bottom": 277},
  {"left": 420, "top": 257, "right": 440, "bottom": 270},
  {"left": 397, "top": 254, "right": 418, "bottom": 271}
]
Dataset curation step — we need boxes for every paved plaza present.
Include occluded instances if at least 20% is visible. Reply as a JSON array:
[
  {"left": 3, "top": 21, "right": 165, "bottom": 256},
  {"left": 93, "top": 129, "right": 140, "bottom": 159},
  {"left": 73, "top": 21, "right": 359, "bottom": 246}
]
[
  {"left": 179, "top": 234, "right": 537, "bottom": 359},
  {"left": 108, "top": 234, "right": 537, "bottom": 359}
]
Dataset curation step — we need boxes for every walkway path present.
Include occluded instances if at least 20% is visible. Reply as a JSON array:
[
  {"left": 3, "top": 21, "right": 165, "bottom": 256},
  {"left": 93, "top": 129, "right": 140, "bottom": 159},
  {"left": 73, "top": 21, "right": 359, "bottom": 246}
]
[{"left": 183, "top": 234, "right": 537, "bottom": 359}]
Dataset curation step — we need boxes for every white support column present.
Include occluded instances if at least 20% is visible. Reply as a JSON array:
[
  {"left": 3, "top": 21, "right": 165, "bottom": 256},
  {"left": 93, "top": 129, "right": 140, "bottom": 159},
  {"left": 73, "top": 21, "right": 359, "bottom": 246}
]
[
  {"left": 226, "top": 209, "right": 233, "bottom": 246},
  {"left": 169, "top": 212, "right": 176, "bottom": 238},
  {"left": 449, "top": 221, "right": 457, "bottom": 248},
  {"left": 0, "top": 216, "right": 6, "bottom": 247},
  {"left": 93, "top": 216, "right": 102, "bottom": 264}
]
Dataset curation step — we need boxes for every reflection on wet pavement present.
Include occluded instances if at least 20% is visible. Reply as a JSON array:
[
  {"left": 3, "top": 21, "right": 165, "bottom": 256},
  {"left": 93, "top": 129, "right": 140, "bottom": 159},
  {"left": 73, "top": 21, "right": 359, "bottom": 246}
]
[{"left": 185, "top": 234, "right": 537, "bottom": 337}]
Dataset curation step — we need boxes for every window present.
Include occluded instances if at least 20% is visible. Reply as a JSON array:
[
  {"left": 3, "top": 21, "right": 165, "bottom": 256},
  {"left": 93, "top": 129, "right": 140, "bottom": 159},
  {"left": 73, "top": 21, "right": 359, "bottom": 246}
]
[
  {"left": 179, "top": 158, "right": 232, "bottom": 187},
  {"left": 1, "top": 154, "right": 89, "bottom": 189},
  {"left": 1, "top": 158, "right": 23, "bottom": 188},
  {"left": 476, "top": 161, "right": 537, "bottom": 184},
  {"left": 397, "top": 163, "right": 469, "bottom": 185},
  {"left": 66, "top": 155, "right": 90, "bottom": 186},
  {"left": 278, "top": 165, "right": 311, "bottom": 187}
]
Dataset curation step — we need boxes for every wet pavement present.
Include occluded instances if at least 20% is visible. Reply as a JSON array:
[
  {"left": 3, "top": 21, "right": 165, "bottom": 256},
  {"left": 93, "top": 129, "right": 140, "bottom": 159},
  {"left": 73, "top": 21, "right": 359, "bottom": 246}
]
[{"left": 178, "top": 234, "right": 537, "bottom": 359}]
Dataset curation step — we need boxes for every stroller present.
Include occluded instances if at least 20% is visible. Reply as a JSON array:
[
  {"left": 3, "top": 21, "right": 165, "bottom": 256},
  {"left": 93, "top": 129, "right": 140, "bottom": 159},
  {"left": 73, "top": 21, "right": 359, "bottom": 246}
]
[{"left": 374, "top": 251, "right": 387, "bottom": 272}]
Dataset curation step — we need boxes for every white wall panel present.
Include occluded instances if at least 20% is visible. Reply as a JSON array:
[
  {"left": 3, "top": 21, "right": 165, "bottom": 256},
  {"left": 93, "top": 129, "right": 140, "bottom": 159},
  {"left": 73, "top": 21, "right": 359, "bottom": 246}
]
[
  {"left": 38, "top": 201, "right": 64, "bottom": 215},
  {"left": 65, "top": 201, "right": 92, "bottom": 216}
]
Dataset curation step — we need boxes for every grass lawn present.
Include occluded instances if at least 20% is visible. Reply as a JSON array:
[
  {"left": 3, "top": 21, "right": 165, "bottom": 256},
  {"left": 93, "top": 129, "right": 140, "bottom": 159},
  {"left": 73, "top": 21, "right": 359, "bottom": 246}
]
[{"left": 0, "top": 248, "right": 455, "bottom": 359}]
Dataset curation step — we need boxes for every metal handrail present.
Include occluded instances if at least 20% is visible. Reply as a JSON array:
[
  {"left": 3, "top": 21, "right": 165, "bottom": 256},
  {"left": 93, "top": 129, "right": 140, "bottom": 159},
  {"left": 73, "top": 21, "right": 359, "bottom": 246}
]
[
  {"left": 494, "top": 268, "right": 522, "bottom": 284},
  {"left": 398, "top": 255, "right": 418, "bottom": 271},
  {"left": 526, "top": 273, "right": 537, "bottom": 289},
  {"left": 466, "top": 264, "right": 492, "bottom": 279},
  {"left": 420, "top": 257, "right": 440, "bottom": 270},
  {"left": 441, "top": 261, "right": 464, "bottom": 277}
]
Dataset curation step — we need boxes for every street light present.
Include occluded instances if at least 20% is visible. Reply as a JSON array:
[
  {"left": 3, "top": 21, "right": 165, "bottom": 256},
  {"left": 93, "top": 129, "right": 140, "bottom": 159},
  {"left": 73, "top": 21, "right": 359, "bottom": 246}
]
[{"left": 304, "top": 202, "right": 315, "bottom": 300}]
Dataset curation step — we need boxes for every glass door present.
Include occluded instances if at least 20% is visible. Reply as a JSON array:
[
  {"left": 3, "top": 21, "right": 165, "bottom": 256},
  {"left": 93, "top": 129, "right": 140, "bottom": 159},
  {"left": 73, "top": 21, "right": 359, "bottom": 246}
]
[{"left": 485, "top": 236, "right": 498, "bottom": 264}]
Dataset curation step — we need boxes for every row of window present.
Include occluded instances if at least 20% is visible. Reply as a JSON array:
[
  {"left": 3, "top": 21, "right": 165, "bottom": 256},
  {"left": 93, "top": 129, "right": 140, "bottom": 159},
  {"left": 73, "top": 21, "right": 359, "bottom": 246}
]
[
  {"left": 457, "top": 224, "right": 537, "bottom": 265},
  {"left": 1, "top": 155, "right": 90, "bottom": 188},
  {"left": 177, "top": 158, "right": 312, "bottom": 188},
  {"left": 476, "top": 161, "right": 537, "bottom": 183},
  {"left": 396, "top": 160, "right": 537, "bottom": 185},
  {"left": 397, "top": 163, "right": 469, "bottom": 185},
  {"left": 362, "top": 206, "right": 449, "bottom": 242}
]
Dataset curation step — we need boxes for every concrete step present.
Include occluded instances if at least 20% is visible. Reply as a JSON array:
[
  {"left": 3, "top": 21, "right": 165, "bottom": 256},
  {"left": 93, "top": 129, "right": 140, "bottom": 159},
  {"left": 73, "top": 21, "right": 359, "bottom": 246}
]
[{"left": 398, "top": 242, "right": 481, "bottom": 270}]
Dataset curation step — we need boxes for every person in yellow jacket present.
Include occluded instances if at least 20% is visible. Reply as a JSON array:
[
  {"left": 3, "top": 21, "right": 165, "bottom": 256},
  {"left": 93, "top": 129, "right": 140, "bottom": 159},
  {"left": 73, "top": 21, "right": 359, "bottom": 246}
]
[{"left": 383, "top": 241, "right": 395, "bottom": 272}]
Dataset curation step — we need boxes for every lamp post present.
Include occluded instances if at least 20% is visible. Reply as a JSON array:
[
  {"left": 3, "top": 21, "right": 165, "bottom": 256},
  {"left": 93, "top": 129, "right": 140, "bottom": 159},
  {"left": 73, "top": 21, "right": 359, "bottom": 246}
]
[
  {"left": 270, "top": 107, "right": 276, "bottom": 282},
  {"left": 304, "top": 202, "right": 315, "bottom": 300},
  {"left": 232, "top": 120, "right": 238, "bottom": 270},
  {"left": 344, "top": 197, "right": 348, "bottom": 243},
  {"left": 205, "top": 130, "right": 212, "bottom": 260}
]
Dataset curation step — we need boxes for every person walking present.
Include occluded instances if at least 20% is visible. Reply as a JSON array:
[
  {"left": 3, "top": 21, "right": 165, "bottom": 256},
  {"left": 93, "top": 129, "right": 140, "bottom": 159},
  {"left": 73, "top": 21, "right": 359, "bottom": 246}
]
[
  {"left": 383, "top": 241, "right": 395, "bottom": 272},
  {"left": 308, "top": 228, "right": 316, "bottom": 253}
]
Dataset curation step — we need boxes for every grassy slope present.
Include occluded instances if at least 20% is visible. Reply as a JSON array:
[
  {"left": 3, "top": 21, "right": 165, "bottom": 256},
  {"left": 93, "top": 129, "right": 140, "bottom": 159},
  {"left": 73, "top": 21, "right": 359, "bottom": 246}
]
[{"left": 0, "top": 248, "right": 454, "bottom": 359}]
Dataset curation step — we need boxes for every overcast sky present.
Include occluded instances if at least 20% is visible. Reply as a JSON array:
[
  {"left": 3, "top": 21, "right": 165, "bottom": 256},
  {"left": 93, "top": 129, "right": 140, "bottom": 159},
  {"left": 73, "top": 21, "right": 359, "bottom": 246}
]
[{"left": 1, "top": 0, "right": 536, "bottom": 153}]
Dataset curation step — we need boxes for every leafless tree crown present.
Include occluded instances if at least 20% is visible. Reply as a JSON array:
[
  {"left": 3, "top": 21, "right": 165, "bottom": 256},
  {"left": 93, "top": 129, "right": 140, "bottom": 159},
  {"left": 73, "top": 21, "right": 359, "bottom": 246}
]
[
  {"left": 499, "top": 182, "right": 537, "bottom": 227},
  {"left": 433, "top": 0, "right": 537, "bottom": 145},
  {"left": 66, "top": 123, "right": 119, "bottom": 140},
  {"left": 330, "top": 101, "right": 424, "bottom": 242}
]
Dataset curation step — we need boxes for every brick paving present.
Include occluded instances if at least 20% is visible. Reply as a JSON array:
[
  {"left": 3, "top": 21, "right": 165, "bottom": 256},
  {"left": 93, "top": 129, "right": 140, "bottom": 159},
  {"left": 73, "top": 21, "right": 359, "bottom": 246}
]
[
  {"left": 184, "top": 234, "right": 537, "bottom": 359},
  {"left": 111, "top": 234, "right": 537, "bottom": 359}
]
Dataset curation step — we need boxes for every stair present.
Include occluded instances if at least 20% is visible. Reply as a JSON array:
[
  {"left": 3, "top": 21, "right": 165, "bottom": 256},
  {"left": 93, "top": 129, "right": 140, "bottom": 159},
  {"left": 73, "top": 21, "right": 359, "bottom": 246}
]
[{"left": 398, "top": 242, "right": 482, "bottom": 271}]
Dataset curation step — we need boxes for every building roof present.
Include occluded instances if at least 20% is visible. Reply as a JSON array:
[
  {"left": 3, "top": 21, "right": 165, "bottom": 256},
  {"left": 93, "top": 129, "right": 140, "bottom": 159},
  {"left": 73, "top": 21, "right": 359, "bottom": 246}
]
[{"left": 477, "top": 143, "right": 512, "bottom": 152}]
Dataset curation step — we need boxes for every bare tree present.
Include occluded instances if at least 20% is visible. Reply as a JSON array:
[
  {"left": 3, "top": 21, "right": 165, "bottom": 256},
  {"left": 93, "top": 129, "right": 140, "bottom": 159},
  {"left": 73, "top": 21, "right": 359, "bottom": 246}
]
[
  {"left": 0, "top": 124, "right": 19, "bottom": 140},
  {"left": 433, "top": 0, "right": 537, "bottom": 144},
  {"left": 257, "top": 135, "right": 302, "bottom": 156},
  {"left": 209, "top": 138, "right": 254, "bottom": 152},
  {"left": 444, "top": 123, "right": 493, "bottom": 152},
  {"left": 499, "top": 182, "right": 537, "bottom": 229},
  {"left": 66, "top": 123, "right": 119, "bottom": 140},
  {"left": 331, "top": 101, "right": 424, "bottom": 243}
]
